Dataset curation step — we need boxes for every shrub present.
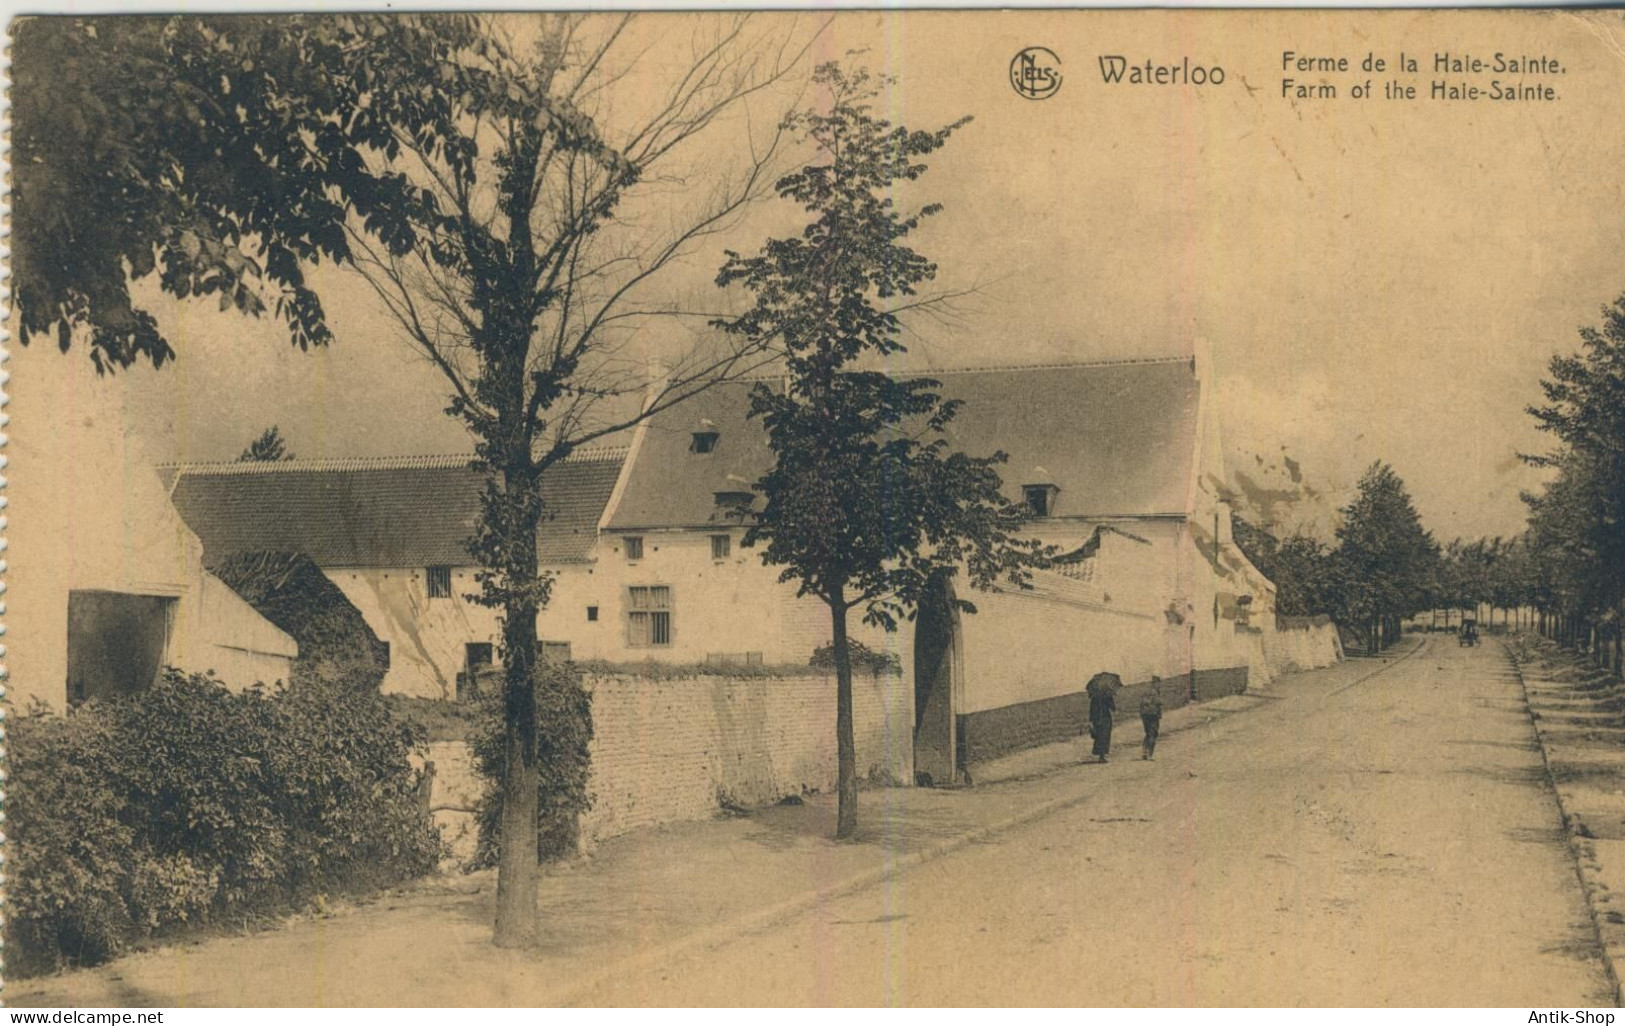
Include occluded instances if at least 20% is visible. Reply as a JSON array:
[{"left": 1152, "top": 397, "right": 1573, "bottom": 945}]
[
  {"left": 469, "top": 660, "right": 594, "bottom": 869},
  {"left": 810, "top": 638, "right": 901, "bottom": 675},
  {"left": 8, "top": 707, "right": 139, "bottom": 967},
  {"left": 6, "top": 670, "right": 442, "bottom": 975}
]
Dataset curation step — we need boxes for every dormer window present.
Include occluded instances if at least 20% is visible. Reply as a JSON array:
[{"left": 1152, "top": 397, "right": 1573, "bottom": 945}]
[
  {"left": 691, "top": 418, "right": 720, "bottom": 454},
  {"left": 715, "top": 472, "right": 754, "bottom": 515},
  {"left": 1023, "top": 484, "right": 1059, "bottom": 518}
]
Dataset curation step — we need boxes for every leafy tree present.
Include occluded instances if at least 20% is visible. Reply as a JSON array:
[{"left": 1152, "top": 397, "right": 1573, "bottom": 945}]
[
  {"left": 1229, "top": 515, "right": 1279, "bottom": 576},
  {"left": 1486, "top": 535, "right": 1532, "bottom": 626},
  {"left": 15, "top": 12, "right": 819, "bottom": 947},
  {"left": 1522, "top": 294, "right": 1625, "bottom": 663},
  {"left": 1231, "top": 514, "right": 1334, "bottom": 618},
  {"left": 11, "top": 16, "right": 463, "bottom": 369},
  {"left": 1331, "top": 462, "right": 1439, "bottom": 653},
  {"left": 1525, "top": 450, "right": 1620, "bottom": 652},
  {"left": 1436, "top": 534, "right": 1540, "bottom": 629},
  {"left": 1273, "top": 536, "right": 1337, "bottom": 618},
  {"left": 238, "top": 426, "right": 294, "bottom": 463},
  {"left": 715, "top": 63, "right": 1049, "bottom": 839},
  {"left": 1453, "top": 537, "right": 1496, "bottom": 621},
  {"left": 1434, "top": 538, "right": 1474, "bottom": 626},
  {"left": 320, "top": 14, "right": 815, "bottom": 946}
]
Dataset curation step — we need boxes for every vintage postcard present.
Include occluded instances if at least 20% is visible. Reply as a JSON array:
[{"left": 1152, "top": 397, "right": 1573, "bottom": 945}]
[{"left": 7, "top": 6, "right": 1625, "bottom": 1009}]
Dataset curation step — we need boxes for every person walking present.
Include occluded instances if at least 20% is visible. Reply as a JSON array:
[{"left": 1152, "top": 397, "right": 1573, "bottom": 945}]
[
  {"left": 1085, "top": 671, "right": 1122, "bottom": 763},
  {"left": 1140, "top": 676, "right": 1164, "bottom": 761}
]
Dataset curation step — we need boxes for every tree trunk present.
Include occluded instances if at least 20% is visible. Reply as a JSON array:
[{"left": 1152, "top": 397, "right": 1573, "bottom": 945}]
[
  {"left": 830, "top": 594, "right": 859, "bottom": 841},
  {"left": 492, "top": 462, "right": 544, "bottom": 949}
]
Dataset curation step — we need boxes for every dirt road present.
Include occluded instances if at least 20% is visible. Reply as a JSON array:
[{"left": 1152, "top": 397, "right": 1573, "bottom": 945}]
[
  {"left": 576, "top": 637, "right": 1613, "bottom": 1006},
  {"left": 13, "top": 638, "right": 1609, "bottom": 1007}
]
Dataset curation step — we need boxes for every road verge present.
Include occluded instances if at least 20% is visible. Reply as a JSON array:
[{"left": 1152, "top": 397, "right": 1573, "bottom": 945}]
[{"left": 1509, "top": 638, "right": 1625, "bottom": 1008}]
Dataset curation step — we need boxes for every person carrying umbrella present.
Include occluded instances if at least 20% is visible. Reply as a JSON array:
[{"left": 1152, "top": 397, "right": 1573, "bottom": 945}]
[{"left": 1084, "top": 671, "right": 1123, "bottom": 763}]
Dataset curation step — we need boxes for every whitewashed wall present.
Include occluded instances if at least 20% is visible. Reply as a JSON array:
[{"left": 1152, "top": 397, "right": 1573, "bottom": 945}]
[
  {"left": 327, "top": 562, "right": 604, "bottom": 698},
  {"left": 422, "top": 667, "right": 911, "bottom": 859},
  {"left": 7, "top": 350, "right": 297, "bottom": 708}
]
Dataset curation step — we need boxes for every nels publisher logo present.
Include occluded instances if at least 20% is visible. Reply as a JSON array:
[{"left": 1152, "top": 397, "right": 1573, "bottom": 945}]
[{"left": 1010, "top": 46, "right": 1062, "bottom": 100}]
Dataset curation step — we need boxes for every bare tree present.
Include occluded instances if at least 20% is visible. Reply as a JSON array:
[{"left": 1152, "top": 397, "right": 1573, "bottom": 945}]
[{"left": 331, "top": 13, "right": 818, "bottom": 946}]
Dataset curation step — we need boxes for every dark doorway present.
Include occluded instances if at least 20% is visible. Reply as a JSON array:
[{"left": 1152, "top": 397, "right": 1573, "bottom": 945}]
[
  {"left": 66, "top": 591, "right": 174, "bottom": 704},
  {"left": 460, "top": 642, "right": 494, "bottom": 700},
  {"left": 913, "top": 572, "right": 962, "bottom": 786}
]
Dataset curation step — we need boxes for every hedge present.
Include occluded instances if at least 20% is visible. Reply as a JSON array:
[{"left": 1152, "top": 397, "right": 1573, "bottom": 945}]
[{"left": 7, "top": 670, "right": 443, "bottom": 975}]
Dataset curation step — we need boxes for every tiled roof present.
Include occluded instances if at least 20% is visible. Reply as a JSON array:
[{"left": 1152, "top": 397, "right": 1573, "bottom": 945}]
[
  {"left": 165, "top": 449, "right": 627, "bottom": 568},
  {"left": 605, "top": 357, "right": 1200, "bottom": 530}
]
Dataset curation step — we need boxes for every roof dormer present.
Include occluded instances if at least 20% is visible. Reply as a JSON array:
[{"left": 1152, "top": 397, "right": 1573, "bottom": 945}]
[
  {"left": 691, "top": 418, "right": 720, "bottom": 455},
  {"left": 714, "top": 472, "right": 755, "bottom": 515},
  {"left": 1023, "top": 467, "right": 1060, "bottom": 518}
]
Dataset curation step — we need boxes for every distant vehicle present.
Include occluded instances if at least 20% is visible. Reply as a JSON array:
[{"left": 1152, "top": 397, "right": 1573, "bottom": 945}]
[{"left": 1460, "top": 618, "right": 1479, "bottom": 647}]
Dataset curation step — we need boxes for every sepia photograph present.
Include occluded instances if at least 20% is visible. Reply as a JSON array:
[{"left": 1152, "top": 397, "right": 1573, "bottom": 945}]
[{"left": 7, "top": 5, "right": 1625, "bottom": 1009}]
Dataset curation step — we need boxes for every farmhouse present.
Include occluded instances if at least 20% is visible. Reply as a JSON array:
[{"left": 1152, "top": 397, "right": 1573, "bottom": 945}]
[
  {"left": 596, "top": 348, "right": 1315, "bottom": 781},
  {"left": 160, "top": 346, "right": 1336, "bottom": 787}
]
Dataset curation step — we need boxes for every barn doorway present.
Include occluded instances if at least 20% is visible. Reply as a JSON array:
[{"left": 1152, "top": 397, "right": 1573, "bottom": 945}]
[
  {"left": 66, "top": 590, "right": 174, "bottom": 704},
  {"left": 913, "top": 572, "right": 963, "bottom": 786}
]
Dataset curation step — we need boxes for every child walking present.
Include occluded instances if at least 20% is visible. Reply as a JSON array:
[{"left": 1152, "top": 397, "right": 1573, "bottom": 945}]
[{"left": 1140, "top": 677, "right": 1164, "bottom": 761}]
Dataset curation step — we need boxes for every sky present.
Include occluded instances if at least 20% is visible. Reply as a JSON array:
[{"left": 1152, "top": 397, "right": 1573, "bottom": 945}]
[{"left": 21, "top": 9, "right": 1625, "bottom": 543}]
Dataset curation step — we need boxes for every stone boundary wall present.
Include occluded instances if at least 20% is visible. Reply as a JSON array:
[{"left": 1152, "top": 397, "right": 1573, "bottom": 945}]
[
  {"left": 1262, "top": 621, "right": 1343, "bottom": 675},
  {"left": 424, "top": 668, "right": 911, "bottom": 859},
  {"left": 580, "top": 669, "right": 911, "bottom": 844}
]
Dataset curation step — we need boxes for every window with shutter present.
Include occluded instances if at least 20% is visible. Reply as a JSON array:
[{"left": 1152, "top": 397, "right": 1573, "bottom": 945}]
[
  {"left": 427, "top": 566, "right": 453, "bottom": 598},
  {"left": 627, "top": 585, "right": 673, "bottom": 647}
]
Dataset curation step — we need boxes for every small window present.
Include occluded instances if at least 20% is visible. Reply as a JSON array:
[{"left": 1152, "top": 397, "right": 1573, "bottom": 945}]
[
  {"left": 628, "top": 585, "right": 672, "bottom": 647},
  {"left": 537, "top": 640, "right": 572, "bottom": 665},
  {"left": 625, "top": 536, "right": 644, "bottom": 560},
  {"left": 711, "top": 534, "right": 731, "bottom": 559},
  {"left": 587, "top": 605, "right": 599, "bottom": 622},
  {"left": 692, "top": 418, "right": 720, "bottom": 454},
  {"left": 427, "top": 566, "right": 453, "bottom": 598},
  {"left": 1023, "top": 484, "right": 1058, "bottom": 518}
]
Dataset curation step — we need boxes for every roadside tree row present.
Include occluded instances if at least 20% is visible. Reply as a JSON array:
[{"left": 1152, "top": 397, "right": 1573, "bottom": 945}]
[
  {"left": 1519, "top": 294, "right": 1625, "bottom": 670},
  {"left": 1234, "top": 460, "right": 1439, "bottom": 654}
]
